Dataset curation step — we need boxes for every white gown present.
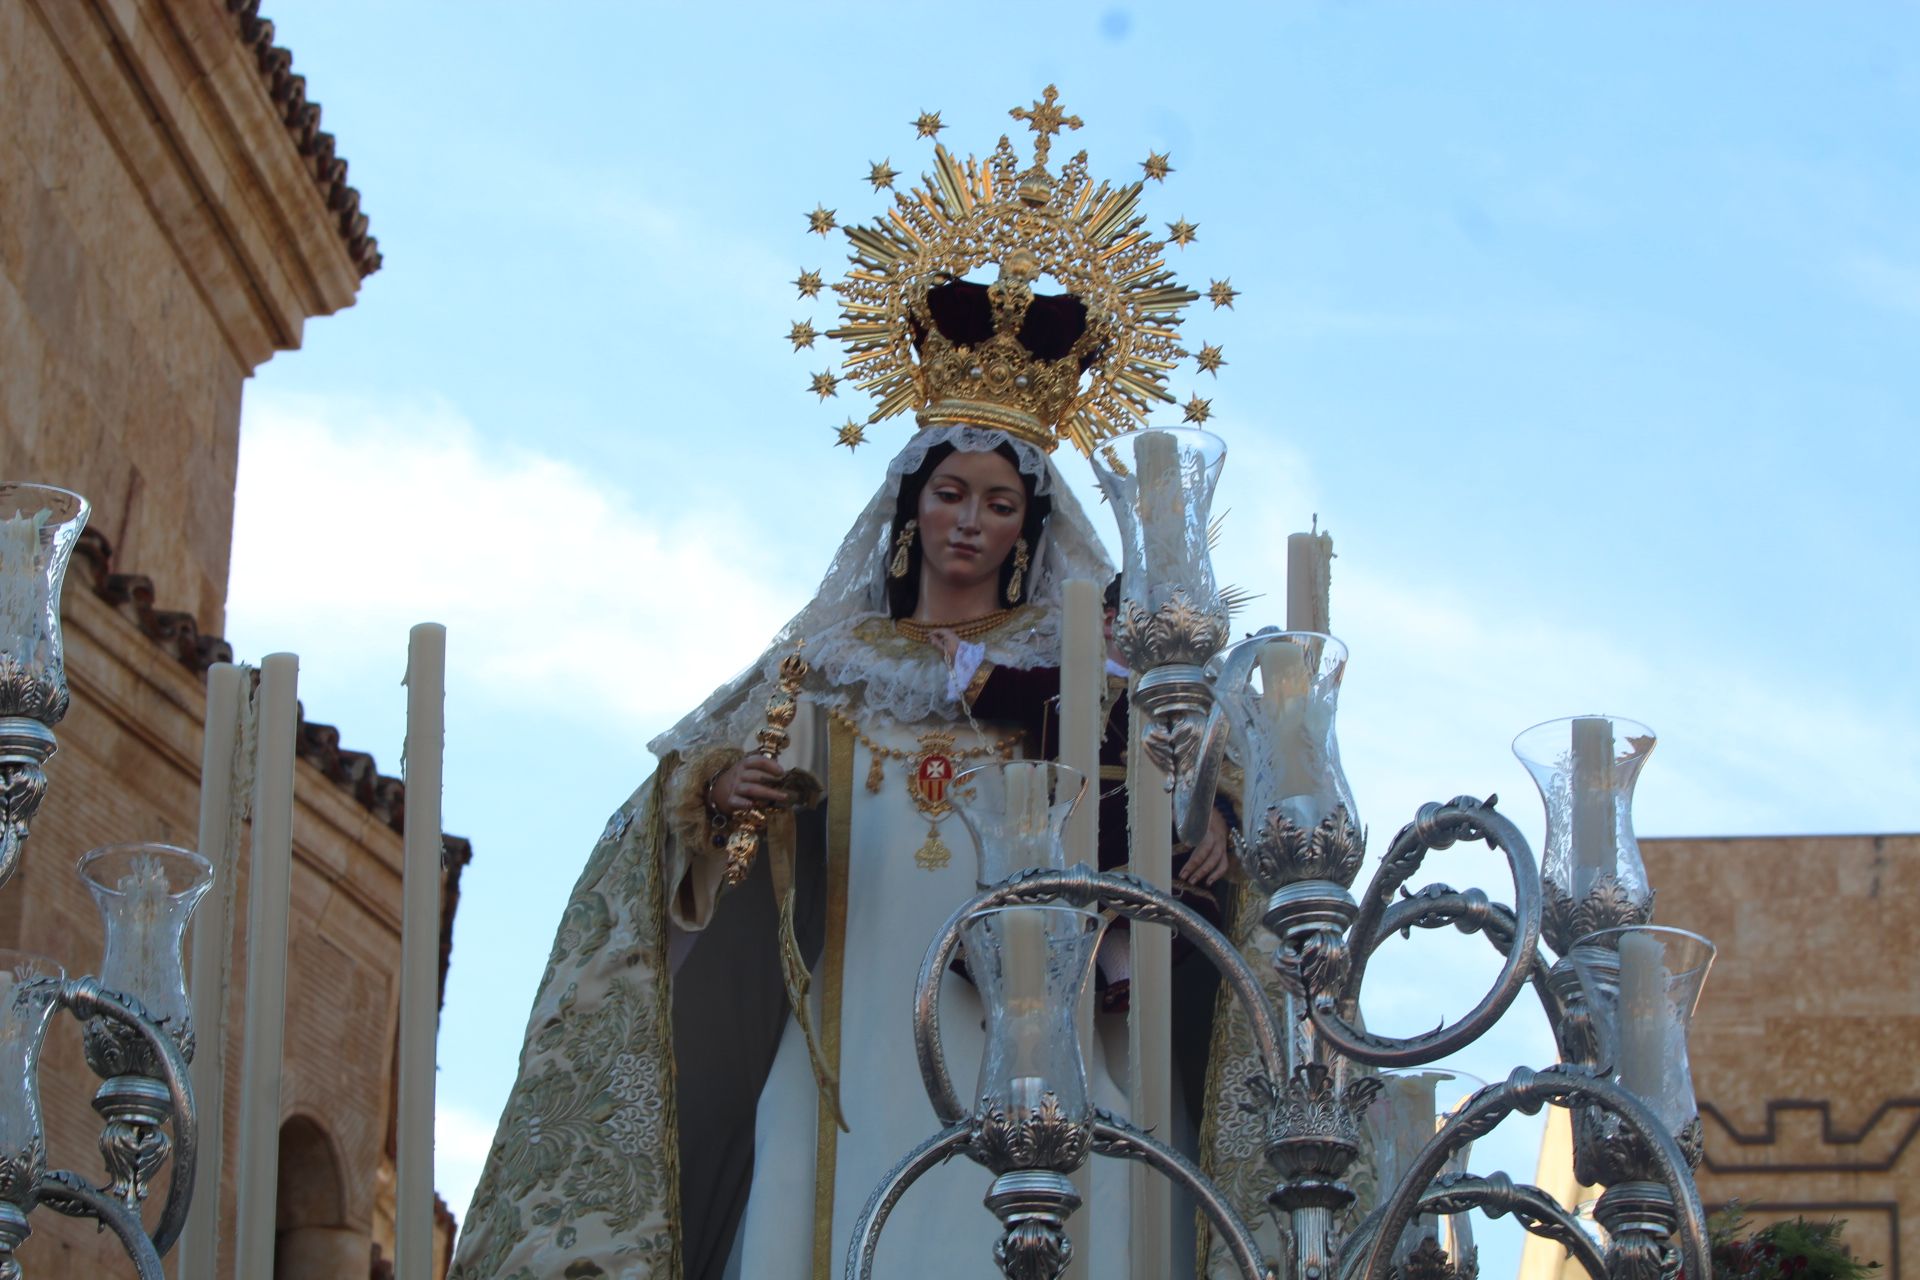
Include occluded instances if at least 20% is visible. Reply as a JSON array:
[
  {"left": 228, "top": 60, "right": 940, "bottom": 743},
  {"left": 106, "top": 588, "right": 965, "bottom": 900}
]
[{"left": 720, "top": 700, "right": 1133, "bottom": 1279}]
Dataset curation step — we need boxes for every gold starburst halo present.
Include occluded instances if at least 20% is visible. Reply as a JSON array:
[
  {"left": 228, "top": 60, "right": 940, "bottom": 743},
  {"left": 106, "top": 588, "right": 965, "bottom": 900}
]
[
  {"left": 1141, "top": 151, "right": 1174, "bottom": 182},
  {"left": 834, "top": 420, "right": 867, "bottom": 451},
  {"left": 1207, "top": 278, "right": 1240, "bottom": 309},
  {"left": 809, "top": 370, "right": 840, "bottom": 399},
  {"left": 912, "top": 111, "right": 944, "bottom": 138},
  {"left": 1167, "top": 218, "right": 1198, "bottom": 247},
  {"left": 788, "top": 320, "right": 818, "bottom": 350},
  {"left": 867, "top": 160, "right": 898, "bottom": 190},
  {"left": 1195, "top": 343, "right": 1226, "bottom": 375},
  {"left": 807, "top": 205, "right": 838, "bottom": 236},
  {"left": 794, "top": 269, "right": 824, "bottom": 299},
  {"left": 1183, "top": 394, "right": 1213, "bottom": 424},
  {"left": 806, "top": 85, "right": 1227, "bottom": 457}
]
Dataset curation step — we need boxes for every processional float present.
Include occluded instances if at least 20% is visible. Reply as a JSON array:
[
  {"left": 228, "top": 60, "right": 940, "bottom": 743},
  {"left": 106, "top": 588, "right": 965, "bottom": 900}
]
[{"left": 774, "top": 89, "right": 1719, "bottom": 1280}]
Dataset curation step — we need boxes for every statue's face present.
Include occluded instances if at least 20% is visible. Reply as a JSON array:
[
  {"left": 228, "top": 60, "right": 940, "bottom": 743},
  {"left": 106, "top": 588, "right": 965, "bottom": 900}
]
[{"left": 917, "top": 450, "right": 1028, "bottom": 596}]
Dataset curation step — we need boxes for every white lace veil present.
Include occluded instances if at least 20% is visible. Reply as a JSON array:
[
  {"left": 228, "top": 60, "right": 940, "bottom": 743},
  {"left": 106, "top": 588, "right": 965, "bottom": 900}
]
[{"left": 648, "top": 425, "right": 1114, "bottom": 761}]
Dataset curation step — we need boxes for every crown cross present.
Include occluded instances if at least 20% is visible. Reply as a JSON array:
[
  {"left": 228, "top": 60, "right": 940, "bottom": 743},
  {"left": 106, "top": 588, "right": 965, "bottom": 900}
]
[{"left": 1010, "top": 85, "right": 1083, "bottom": 168}]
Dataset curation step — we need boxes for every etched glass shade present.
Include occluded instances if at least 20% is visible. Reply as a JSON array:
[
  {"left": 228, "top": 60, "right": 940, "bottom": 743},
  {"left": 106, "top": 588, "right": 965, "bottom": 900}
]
[
  {"left": 0, "top": 950, "right": 64, "bottom": 1207},
  {"left": 1213, "top": 631, "right": 1360, "bottom": 895},
  {"left": 951, "top": 760, "right": 1085, "bottom": 887},
  {"left": 78, "top": 843, "right": 212, "bottom": 1076},
  {"left": 0, "top": 483, "right": 89, "bottom": 724},
  {"left": 1567, "top": 925, "right": 1715, "bottom": 1168},
  {"left": 1364, "top": 1067, "right": 1484, "bottom": 1276},
  {"left": 1513, "top": 715, "right": 1656, "bottom": 954},
  {"left": 1088, "top": 428, "right": 1227, "bottom": 671},
  {"left": 962, "top": 904, "right": 1102, "bottom": 1139}
]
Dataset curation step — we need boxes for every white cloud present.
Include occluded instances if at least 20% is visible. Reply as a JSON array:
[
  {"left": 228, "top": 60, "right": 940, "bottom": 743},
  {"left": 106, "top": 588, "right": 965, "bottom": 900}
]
[
  {"left": 433, "top": 1100, "right": 498, "bottom": 1225},
  {"left": 228, "top": 391, "right": 808, "bottom": 732}
]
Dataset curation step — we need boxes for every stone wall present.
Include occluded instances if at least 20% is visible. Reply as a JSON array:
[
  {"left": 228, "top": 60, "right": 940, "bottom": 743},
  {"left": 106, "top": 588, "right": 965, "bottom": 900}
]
[
  {"left": 1641, "top": 833, "right": 1919, "bottom": 1278},
  {"left": 0, "top": 0, "right": 370, "bottom": 635}
]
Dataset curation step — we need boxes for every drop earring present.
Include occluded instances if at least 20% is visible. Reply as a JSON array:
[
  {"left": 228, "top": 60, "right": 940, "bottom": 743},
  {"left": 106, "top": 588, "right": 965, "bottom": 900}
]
[
  {"left": 1006, "top": 537, "right": 1030, "bottom": 603},
  {"left": 890, "top": 520, "right": 917, "bottom": 579}
]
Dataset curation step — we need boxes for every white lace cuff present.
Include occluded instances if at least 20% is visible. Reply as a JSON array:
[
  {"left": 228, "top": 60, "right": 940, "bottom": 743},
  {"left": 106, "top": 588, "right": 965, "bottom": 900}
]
[{"left": 946, "top": 639, "right": 988, "bottom": 703}]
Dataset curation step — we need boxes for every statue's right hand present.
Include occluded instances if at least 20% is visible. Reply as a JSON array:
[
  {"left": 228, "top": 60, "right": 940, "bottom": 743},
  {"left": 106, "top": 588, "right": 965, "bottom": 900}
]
[{"left": 708, "top": 756, "right": 789, "bottom": 813}]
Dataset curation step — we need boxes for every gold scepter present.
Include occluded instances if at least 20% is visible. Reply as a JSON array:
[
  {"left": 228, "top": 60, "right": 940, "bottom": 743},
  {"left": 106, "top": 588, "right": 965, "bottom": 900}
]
[{"left": 722, "top": 647, "right": 810, "bottom": 887}]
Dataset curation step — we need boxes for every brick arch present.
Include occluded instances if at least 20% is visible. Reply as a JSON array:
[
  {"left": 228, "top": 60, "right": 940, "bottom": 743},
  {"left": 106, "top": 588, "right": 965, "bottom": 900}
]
[{"left": 276, "top": 1114, "right": 364, "bottom": 1279}]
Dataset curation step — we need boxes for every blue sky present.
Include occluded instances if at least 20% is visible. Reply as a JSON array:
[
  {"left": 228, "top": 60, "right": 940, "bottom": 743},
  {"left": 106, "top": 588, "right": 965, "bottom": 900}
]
[{"left": 222, "top": 2, "right": 1918, "bottom": 1267}]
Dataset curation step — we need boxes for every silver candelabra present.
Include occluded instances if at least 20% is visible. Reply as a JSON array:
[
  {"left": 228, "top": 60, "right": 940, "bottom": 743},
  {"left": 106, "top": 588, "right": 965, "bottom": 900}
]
[
  {"left": 0, "top": 483, "right": 202, "bottom": 1279},
  {"left": 847, "top": 430, "right": 1715, "bottom": 1280}
]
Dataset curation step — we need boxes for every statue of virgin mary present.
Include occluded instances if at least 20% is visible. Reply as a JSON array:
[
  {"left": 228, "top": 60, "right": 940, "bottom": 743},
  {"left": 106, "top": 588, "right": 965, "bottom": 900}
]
[{"left": 452, "top": 88, "right": 1218, "bottom": 1279}]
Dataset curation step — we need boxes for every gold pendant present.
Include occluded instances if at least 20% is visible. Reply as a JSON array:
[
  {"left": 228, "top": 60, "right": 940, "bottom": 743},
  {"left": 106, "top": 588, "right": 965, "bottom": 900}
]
[{"left": 914, "top": 823, "right": 952, "bottom": 872}]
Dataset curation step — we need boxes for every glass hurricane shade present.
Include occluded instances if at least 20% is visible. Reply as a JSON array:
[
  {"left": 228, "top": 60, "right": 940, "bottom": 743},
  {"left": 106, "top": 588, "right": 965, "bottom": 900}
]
[
  {"left": 1513, "top": 715, "right": 1656, "bottom": 954},
  {"left": 961, "top": 905, "right": 1102, "bottom": 1125},
  {"left": 951, "top": 760, "right": 1086, "bottom": 887},
  {"left": 0, "top": 950, "right": 65, "bottom": 1206},
  {"left": 0, "top": 483, "right": 90, "bottom": 724},
  {"left": 1364, "top": 1067, "right": 1484, "bottom": 1271},
  {"left": 1567, "top": 925, "right": 1715, "bottom": 1142},
  {"left": 78, "top": 843, "right": 212, "bottom": 1070},
  {"left": 1230, "top": 631, "right": 1355, "bottom": 835},
  {"left": 1089, "top": 428, "right": 1227, "bottom": 665}
]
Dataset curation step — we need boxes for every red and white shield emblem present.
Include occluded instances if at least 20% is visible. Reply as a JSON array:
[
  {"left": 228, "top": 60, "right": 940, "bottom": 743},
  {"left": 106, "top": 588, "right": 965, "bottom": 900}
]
[{"left": 907, "top": 733, "right": 959, "bottom": 819}]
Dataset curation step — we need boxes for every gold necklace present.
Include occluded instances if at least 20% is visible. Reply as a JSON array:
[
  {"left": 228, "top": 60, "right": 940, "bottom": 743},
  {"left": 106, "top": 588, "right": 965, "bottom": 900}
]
[
  {"left": 827, "top": 705, "right": 1021, "bottom": 870},
  {"left": 893, "top": 607, "right": 1021, "bottom": 644}
]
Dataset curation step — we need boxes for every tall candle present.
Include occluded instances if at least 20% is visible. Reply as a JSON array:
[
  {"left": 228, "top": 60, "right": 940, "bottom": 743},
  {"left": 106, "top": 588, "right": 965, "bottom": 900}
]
[
  {"left": 1060, "top": 579, "right": 1101, "bottom": 869},
  {"left": 1615, "top": 930, "right": 1668, "bottom": 1105},
  {"left": 1285, "top": 525, "right": 1333, "bottom": 633},
  {"left": 234, "top": 653, "right": 298, "bottom": 1280},
  {"left": 1057, "top": 578, "right": 1100, "bottom": 1280},
  {"left": 1127, "top": 690, "right": 1174, "bottom": 1280},
  {"left": 1135, "top": 431, "right": 1185, "bottom": 595},
  {"left": 1570, "top": 717, "right": 1616, "bottom": 900},
  {"left": 178, "top": 662, "right": 247, "bottom": 1280},
  {"left": 398, "top": 623, "right": 447, "bottom": 1280}
]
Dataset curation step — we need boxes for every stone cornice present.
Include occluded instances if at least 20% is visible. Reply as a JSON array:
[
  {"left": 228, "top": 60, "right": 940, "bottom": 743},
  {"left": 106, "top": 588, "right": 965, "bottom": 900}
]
[{"left": 27, "top": 0, "right": 378, "bottom": 370}]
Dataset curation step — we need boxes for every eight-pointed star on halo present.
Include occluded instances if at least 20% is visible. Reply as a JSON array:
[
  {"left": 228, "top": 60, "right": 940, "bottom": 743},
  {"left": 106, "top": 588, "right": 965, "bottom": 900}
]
[
  {"left": 809, "top": 370, "right": 840, "bottom": 399},
  {"left": 867, "top": 159, "right": 899, "bottom": 190},
  {"left": 806, "top": 205, "right": 838, "bottom": 236},
  {"left": 1182, "top": 394, "right": 1214, "bottom": 424},
  {"left": 794, "top": 270, "right": 824, "bottom": 299},
  {"left": 1195, "top": 343, "right": 1227, "bottom": 376},
  {"left": 787, "top": 320, "right": 817, "bottom": 350},
  {"left": 1141, "top": 151, "right": 1174, "bottom": 182},
  {"left": 1167, "top": 218, "right": 1199, "bottom": 247},
  {"left": 912, "top": 111, "right": 944, "bottom": 138},
  {"left": 834, "top": 420, "right": 868, "bottom": 451},
  {"left": 1207, "top": 279, "right": 1240, "bottom": 309}
]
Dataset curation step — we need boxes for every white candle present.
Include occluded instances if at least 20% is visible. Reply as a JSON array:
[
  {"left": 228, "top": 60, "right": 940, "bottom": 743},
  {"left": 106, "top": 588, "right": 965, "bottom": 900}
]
[
  {"left": 398, "top": 623, "right": 447, "bottom": 1280},
  {"left": 178, "top": 662, "right": 247, "bottom": 1280},
  {"left": 1286, "top": 525, "right": 1333, "bottom": 633},
  {"left": 1616, "top": 930, "right": 1668, "bottom": 1105},
  {"left": 0, "top": 510, "right": 49, "bottom": 662},
  {"left": 1060, "top": 579, "right": 1101, "bottom": 869},
  {"left": 1127, "top": 689, "right": 1174, "bottom": 1280},
  {"left": 1058, "top": 578, "right": 1100, "bottom": 1280},
  {"left": 234, "top": 652, "right": 298, "bottom": 1280},
  {"left": 1570, "top": 717, "right": 1616, "bottom": 900},
  {"left": 1135, "top": 431, "right": 1185, "bottom": 595}
]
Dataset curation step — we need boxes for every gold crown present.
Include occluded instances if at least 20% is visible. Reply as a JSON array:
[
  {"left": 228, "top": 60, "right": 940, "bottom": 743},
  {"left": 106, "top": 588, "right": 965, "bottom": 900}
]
[{"left": 790, "top": 88, "right": 1235, "bottom": 456}]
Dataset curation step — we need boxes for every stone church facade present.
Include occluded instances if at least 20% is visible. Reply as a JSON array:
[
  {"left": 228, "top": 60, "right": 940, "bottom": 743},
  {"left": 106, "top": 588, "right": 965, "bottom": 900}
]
[
  {"left": 1, "top": 1, "right": 460, "bottom": 1276},
  {"left": 1642, "top": 833, "right": 1918, "bottom": 1279}
]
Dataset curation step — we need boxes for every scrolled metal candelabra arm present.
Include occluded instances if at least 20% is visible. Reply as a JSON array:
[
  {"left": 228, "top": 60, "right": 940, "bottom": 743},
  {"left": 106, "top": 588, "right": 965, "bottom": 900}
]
[
  {"left": 0, "top": 718, "right": 57, "bottom": 892},
  {"left": 1345, "top": 1067, "right": 1707, "bottom": 1280},
  {"left": 1340, "top": 1171, "right": 1606, "bottom": 1280},
  {"left": 55, "top": 977, "right": 197, "bottom": 1257},
  {"left": 1369, "top": 888, "right": 1560, "bottom": 1034},
  {"left": 844, "top": 1122, "right": 976, "bottom": 1280},
  {"left": 912, "top": 866, "right": 1288, "bottom": 1126},
  {"left": 33, "top": 1171, "right": 165, "bottom": 1280},
  {"left": 1292, "top": 798, "right": 1543, "bottom": 1069},
  {"left": 1091, "top": 1112, "right": 1277, "bottom": 1280}
]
